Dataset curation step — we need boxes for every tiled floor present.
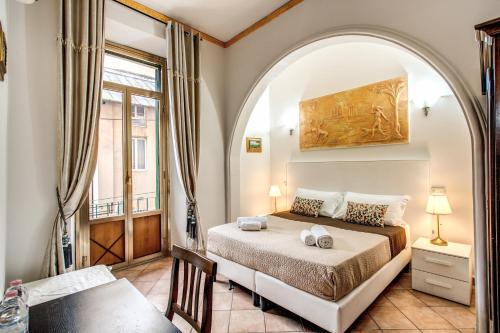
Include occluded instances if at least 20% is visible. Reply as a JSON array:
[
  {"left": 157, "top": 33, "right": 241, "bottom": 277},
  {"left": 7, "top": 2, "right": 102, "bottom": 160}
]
[{"left": 112, "top": 257, "right": 476, "bottom": 333}]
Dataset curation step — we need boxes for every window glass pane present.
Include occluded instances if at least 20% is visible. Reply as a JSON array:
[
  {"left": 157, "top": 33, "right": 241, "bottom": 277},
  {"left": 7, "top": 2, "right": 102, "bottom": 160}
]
[
  {"left": 89, "top": 90, "right": 124, "bottom": 219},
  {"left": 132, "top": 104, "right": 146, "bottom": 127},
  {"left": 131, "top": 95, "right": 160, "bottom": 214},
  {"left": 103, "top": 53, "right": 160, "bottom": 92}
]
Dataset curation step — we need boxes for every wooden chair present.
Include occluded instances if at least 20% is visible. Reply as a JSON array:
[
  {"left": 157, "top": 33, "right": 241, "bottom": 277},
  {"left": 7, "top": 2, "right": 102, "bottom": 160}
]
[{"left": 166, "top": 245, "right": 217, "bottom": 333}]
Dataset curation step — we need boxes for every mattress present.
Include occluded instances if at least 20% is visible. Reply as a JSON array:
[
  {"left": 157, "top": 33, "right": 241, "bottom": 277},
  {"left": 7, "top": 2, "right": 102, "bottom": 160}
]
[
  {"left": 207, "top": 215, "right": 393, "bottom": 301},
  {"left": 273, "top": 211, "right": 407, "bottom": 257}
]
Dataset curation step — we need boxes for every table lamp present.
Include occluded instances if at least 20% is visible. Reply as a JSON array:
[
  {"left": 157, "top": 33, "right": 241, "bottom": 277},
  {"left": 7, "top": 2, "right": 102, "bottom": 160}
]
[
  {"left": 269, "top": 185, "right": 282, "bottom": 213},
  {"left": 426, "top": 187, "right": 452, "bottom": 246}
]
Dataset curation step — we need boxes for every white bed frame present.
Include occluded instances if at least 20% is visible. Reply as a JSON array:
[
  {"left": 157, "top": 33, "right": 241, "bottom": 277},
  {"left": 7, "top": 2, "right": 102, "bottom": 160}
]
[{"left": 209, "top": 160, "right": 429, "bottom": 332}]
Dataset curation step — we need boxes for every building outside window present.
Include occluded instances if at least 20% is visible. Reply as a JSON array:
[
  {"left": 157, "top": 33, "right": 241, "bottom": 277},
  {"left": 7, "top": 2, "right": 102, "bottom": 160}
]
[
  {"left": 132, "top": 137, "right": 147, "bottom": 171},
  {"left": 132, "top": 104, "right": 146, "bottom": 127}
]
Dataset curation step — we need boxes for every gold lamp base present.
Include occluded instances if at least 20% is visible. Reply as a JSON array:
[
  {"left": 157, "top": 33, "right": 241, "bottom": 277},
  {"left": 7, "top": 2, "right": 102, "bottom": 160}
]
[
  {"left": 430, "top": 237, "right": 448, "bottom": 246},
  {"left": 430, "top": 214, "right": 448, "bottom": 246}
]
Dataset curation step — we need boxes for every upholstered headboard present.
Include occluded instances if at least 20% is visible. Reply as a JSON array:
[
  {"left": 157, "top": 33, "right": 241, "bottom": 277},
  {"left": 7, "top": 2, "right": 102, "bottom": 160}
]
[{"left": 286, "top": 160, "right": 430, "bottom": 242}]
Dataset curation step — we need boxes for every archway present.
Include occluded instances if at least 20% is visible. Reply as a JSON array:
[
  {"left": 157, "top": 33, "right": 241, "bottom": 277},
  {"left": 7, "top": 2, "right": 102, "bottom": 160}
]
[{"left": 227, "top": 27, "right": 487, "bottom": 330}]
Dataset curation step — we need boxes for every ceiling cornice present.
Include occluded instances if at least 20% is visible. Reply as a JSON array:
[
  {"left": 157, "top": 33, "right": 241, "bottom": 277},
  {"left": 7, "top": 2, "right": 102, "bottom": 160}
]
[
  {"left": 113, "top": 0, "right": 226, "bottom": 47},
  {"left": 224, "top": 0, "right": 303, "bottom": 48},
  {"left": 112, "top": 0, "right": 304, "bottom": 48}
]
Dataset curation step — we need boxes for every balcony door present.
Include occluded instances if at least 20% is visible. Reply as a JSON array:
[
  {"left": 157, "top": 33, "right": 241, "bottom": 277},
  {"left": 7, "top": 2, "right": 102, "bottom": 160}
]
[{"left": 77, "top": 43, "right": 168, "bottom": 269}]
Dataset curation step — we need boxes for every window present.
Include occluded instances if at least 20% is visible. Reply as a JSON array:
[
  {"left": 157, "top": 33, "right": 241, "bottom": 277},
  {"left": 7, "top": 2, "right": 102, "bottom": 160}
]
[
  {"left": 131, "top": 104, "right": 146, "bottom": 127},
  {"left": 132, "top": 137, "right": 147, "bottom": 171}
]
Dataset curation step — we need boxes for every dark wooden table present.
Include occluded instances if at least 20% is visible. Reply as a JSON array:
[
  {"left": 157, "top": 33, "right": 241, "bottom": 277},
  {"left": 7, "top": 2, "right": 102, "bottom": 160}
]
[{"left": 29, "top": 278, "right": 181, "bottom": 333}]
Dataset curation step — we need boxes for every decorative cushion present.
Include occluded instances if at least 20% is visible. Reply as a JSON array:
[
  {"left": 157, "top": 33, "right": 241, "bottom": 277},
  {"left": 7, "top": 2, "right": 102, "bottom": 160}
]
[
  {"left": 335, "top": 192, "right": 410, "bottom": 226},
  {"left": 344, "top": 201, "right": 389, "bottom": 227},
  {"left": 290, "top": 197, "right": 324, "bottom": 217},
  {"left": 294, "top": 188, "right": 343, "bottom": 217}
]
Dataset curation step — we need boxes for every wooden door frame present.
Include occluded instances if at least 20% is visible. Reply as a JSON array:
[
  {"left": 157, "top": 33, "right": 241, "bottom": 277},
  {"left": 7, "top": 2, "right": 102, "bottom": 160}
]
[{"left": 76, "top": 41, "right": 170, "bottom": 269}]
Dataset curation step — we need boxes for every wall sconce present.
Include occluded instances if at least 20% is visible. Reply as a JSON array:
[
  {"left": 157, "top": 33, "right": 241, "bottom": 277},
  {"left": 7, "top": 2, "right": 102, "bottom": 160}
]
[
  {"left": 412, "top": 81, "right": 443, "bottom": 117},
  {"left": 282, "top": 109, "right": 299, "bottom": 136}
]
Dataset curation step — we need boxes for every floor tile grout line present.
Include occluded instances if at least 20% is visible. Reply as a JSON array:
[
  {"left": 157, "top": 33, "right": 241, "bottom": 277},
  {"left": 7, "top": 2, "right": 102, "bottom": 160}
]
[{"left": 426, "top": 305, "right": 461, "bottom": 330}]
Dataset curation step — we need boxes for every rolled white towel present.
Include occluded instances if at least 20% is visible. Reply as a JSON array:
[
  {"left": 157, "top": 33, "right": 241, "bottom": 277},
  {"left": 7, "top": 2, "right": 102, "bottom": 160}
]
[
  {"left": 300, "top": 230, "right": 316, "bottom": 246},
  {"left": 237, "top": 216, "right": 267, "bottom": 229},
  {"left": 310, "top": 225, "right": 333, "bottom": 249},
  {"left": 239, "top": 221, "right": 262, "bottom": 231}
]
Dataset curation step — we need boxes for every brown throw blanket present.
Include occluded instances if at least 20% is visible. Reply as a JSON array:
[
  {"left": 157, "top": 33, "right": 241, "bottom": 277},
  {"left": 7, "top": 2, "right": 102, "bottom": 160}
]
[
  {"left": 207, "top": 215, "right": 396, "bottom": 301},
  {"left": 273, "top": 211, "right": 407, "bottom": 258}
]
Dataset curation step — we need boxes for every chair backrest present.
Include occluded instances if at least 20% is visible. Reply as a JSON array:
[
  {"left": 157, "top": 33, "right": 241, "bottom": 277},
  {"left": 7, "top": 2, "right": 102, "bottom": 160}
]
[{"left": 166, "top": 245, "right": 217, "bottom": 333}]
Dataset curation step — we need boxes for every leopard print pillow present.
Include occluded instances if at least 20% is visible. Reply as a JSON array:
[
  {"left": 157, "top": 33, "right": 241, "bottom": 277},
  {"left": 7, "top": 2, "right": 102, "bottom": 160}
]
[
  {"left": 290, "top": 197, "right": 324, "bottom": 217},
  {"left": 344, "top": 201, "right": 388, "bottom": 227}
]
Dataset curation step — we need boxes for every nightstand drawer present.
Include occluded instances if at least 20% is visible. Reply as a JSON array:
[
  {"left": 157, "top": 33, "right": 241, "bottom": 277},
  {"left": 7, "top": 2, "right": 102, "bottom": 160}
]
[
  {"left": 412, "top": 269, "right": 471, "bottom": 305},
  {"left": 412, "top": 248, "right": 470, "bottom": 282}
]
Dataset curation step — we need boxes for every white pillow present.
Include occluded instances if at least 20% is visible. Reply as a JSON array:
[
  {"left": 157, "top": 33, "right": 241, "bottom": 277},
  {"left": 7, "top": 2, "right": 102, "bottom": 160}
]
[
  {"left": 334, "top": 192, "right": 411, "bottom": 226},
  {"left": 294, "top": 188, "right": 343, "bottom": 217}
]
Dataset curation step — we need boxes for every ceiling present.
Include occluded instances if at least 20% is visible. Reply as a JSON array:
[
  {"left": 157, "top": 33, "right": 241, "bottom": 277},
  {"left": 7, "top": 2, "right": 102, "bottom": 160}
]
[{"left": 134, "top": 0, "right": 289, "bottom": 41}]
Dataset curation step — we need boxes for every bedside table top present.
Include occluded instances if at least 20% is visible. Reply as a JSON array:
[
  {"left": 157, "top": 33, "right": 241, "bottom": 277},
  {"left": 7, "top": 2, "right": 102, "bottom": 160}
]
[{"left": 412, "top": 237, "right": 472, "bottom": 258}]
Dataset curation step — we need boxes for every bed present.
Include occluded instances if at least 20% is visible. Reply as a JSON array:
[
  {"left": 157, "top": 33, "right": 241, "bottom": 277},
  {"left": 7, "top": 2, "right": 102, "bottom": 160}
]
[{"left": 208, "top": 160, "right": 429, "bottom": 333}]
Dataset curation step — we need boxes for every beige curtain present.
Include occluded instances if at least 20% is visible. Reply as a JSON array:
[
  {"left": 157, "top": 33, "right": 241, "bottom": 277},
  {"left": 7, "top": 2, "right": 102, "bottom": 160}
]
[
  {"left": 42, "top": 0, "right": 105, "bottom": 277},
  {"left": 165, "top": 22, "right": 203, "bottom": 249}
]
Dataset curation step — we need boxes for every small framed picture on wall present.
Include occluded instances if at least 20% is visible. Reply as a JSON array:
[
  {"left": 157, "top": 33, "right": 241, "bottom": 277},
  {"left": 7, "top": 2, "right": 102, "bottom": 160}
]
[{"left": 246, "top": 137, "right": 262, "bottom": 153}]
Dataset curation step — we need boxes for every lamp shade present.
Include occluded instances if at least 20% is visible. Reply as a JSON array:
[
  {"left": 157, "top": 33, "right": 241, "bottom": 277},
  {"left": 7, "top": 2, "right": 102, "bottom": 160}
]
[
  {"left": 426, "top": 193, "right": 452, "bottom": 215},
  {"left": 269, "top": 185, "right": 282, "bottom": 198}
]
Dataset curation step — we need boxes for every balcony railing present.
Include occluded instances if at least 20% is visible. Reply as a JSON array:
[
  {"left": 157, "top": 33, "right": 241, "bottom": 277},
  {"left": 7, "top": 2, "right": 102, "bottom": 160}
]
[{"left": 89, "top": 192, "right": 158, "bottom": 219}]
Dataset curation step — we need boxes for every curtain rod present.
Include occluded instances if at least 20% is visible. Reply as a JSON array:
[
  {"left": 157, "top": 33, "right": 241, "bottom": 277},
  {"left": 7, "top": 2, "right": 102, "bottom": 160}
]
[{"left": 112, "top": 0, "right": 225, "bottom": 48}]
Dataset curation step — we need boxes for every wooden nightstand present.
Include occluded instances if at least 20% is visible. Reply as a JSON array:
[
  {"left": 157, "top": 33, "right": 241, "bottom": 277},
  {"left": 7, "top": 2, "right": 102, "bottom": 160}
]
[{"left": 411, "top": 237, "right": 472, "bottom": 305}]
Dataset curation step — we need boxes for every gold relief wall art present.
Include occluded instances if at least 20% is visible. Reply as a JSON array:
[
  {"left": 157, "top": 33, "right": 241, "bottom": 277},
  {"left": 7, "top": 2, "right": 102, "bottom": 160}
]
[{"left": 299, "top": 76, "right": 409, "bottom": 150}]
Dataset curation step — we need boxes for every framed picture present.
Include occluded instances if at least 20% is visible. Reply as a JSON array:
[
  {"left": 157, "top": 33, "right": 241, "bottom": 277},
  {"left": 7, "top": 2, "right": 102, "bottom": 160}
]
[
  {"left": 246, "top": 137, "right": 262, "bottom": 153},
  {"left": 0, "top": 20, "right": 6, "bottom": 82}
]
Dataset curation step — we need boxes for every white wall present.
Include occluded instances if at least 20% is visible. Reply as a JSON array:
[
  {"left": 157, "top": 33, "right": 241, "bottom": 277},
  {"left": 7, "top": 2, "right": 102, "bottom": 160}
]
[
  {"left": 239, "top": 89, "right": 271, "bottom": 217},
  {"left": 224, "top": 0, "right": 499, "bottom": 141},
  {"left": 2, "top": 0, "right": 225, "bottom": 283},
  {"left": 270, "top": 43, "right": 473, "bottom": 247},
  {"left": 239, "top": 42, "right": 473, "bottom": 247},
  {"left": 0, "top": 0, "right": 8, "bottom": 292},
  {"left": 6, "top": 0, "right": 59, "bottom": 283}
]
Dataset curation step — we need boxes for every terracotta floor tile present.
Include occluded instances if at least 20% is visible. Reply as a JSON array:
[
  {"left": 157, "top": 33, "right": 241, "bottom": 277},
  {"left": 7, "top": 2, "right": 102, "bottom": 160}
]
[
  {"left": 348, "top": 314, "right": 379, "bottom": 331},
  {"left": 229, "top": 310, "right": 265, "bottom": 333},
  {"left": 372, "top": 295, "right": 393, "bottom": 307},
  {"left": 420, "top": 330, "right": 460, "bottom": 333},
  {"left": 214, "top": 279, "right": 232, "bottom": 293},
  {"left": 126, "top": 263, "right": 149, "bottom": 271},
  {"left": 132, "top": 281, "right": 155, "bottom": 295},
  {"left": 212, "top": 310, "right": 231, "bottom": 333},
  {"left": 113, "top": 270, "right": 141, "bottom": 281},
  {"left": 385, "top": 289, "right": 426, "bottom": 307},
  {"left": 369, "top": 306, "right": 417, "bottom": 330},
  {"left": 232, "top": 291, "right": 256, "bottom": 310},
  {"left": 380, "top": 330, "right": 419, "bottom": 333},
  {"left": 213, "top": 292, "right": 233, "bottom": 311},
  {"left": 399, "top": 306, "right": 454, "bottom": 330},
  {"left": 146, "top": 257, "right": 172, "bottom": 270},
  {"left": 149, "top": 279, "right": 171, "bottom": 295},
  {"left": 135, "top": 268, "right": 166, "bottom": 282},
  {"left": 459, "top": 329, "right": 475, "bottom": 333},
  {"left": 431, "top": 307, "right": 476, "bottom": 329},
  {"left": 264, "top": 308, "right": 302, "bottom": 332},
  {"left": 410, "top": 290, "right": 464, "bottom": 307}
]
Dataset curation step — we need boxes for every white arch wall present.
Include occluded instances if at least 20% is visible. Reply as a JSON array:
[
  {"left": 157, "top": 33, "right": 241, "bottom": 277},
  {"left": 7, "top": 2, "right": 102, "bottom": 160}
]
[
  {"left": 226, "top": 26, "right": 488, "bottom": 331},
  {"left": 236, "top": 42, "right": 474, "bottom": 248}
]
